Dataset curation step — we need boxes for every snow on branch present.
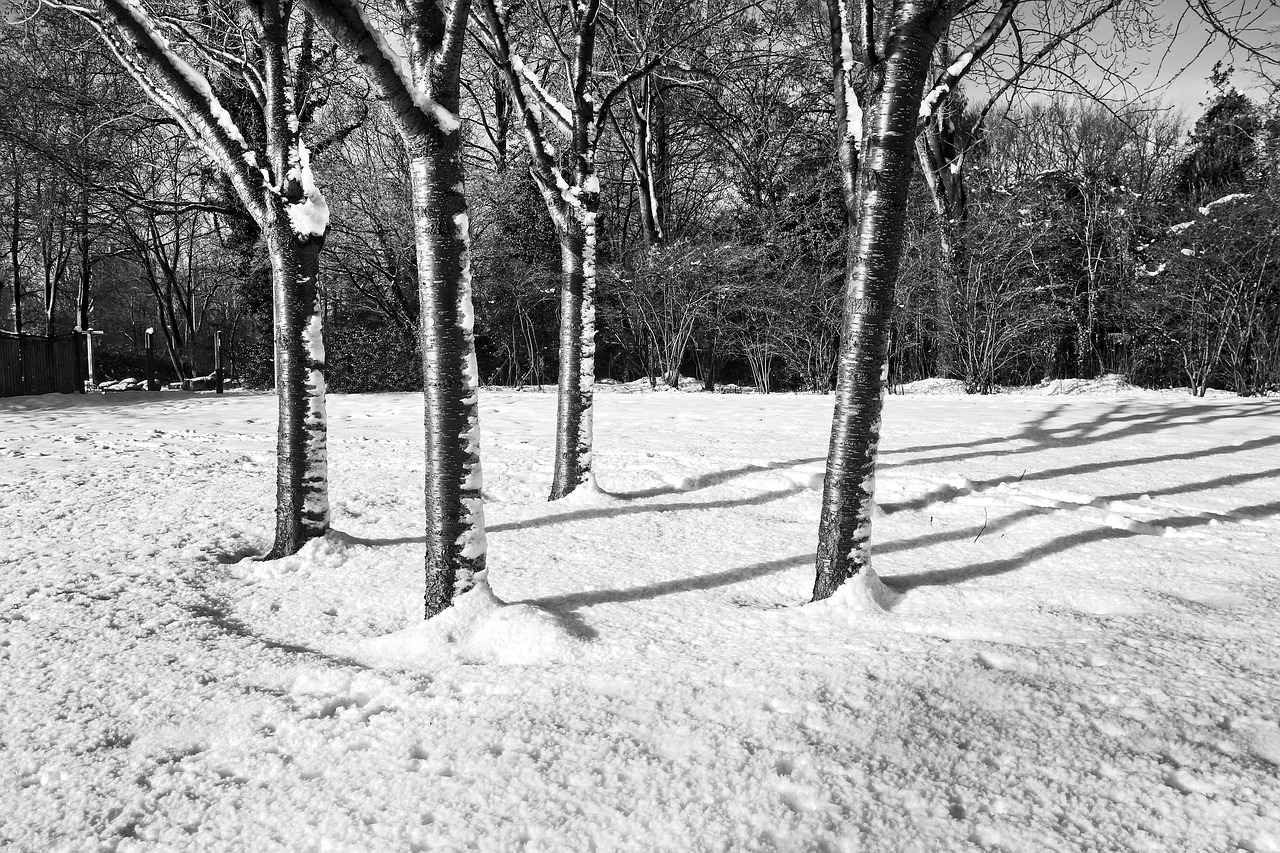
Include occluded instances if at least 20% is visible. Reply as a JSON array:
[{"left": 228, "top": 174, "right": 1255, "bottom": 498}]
[
  {"left": 53, "top": 0, "right": 267, "bottom": 223},
  {"left": 917, "top": 0, "right": 1018, "bottom": 125},
  {"left": 477, "top": 0, "right": 565, "bottom": 210},
  {"left": 298, "top": 0, "right": 460, "bottom": 139},
  {"left": 836, "top": 0, "right": 864, "bottom": 151},
  {"left": 511, "top": 55, "right": 574, "bottom": 138}
]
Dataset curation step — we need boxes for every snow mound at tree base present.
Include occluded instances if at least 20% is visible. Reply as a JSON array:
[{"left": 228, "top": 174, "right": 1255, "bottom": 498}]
[
  {"left": 238, "top": 530, "right": 352, "bottom": 578},
  {"left": 560, "top": 472, "right": 616, "bottom": 504},
  {"left": 807, "top": 568, "right": 901, "bottom": 615},
  {"left": 355, "top": 578, "right": 581, "bottom": 668}
]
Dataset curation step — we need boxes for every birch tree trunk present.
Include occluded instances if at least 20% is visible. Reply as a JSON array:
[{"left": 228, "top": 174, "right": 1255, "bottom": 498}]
[
  {"left": 299, "top": 0, "right": 487, "bottom": 617},
  {"left": 813, "top": 0, "right": 1016, "bottom": 602},
  {"left": 409, "top": 145, "right": 487, "bottom": 617},
  {"left": 549, "top": 212, "right": 597, "bottom": 498},
  {"left": 813, "top": 0, "right": 950, "bottom": 601},
  {"left": 57, "top": 0, "right": 333, "bottom": 558},
  {"left": 263, "top": 221, "right": 330, "bottom": 558}
]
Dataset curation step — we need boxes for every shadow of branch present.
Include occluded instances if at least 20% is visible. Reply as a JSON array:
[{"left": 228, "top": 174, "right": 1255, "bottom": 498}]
[{"left": 528, "top": 553, "right": 810, "bottom": 611}]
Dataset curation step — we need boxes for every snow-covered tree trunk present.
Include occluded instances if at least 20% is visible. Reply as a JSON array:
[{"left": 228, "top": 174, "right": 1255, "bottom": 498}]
[
  {"left": 54, "top": 0, "right": 333, "bottom": 558},
  {"left": 299, "top": 0, "right": 487, "bottom": 617},
  {"left": 409, "top": 145, "right": 487, "bottom": 616},
  {"left": 549, "top": 210, "right": 597, "bottom": 499},
  {"left": 479, "top": 0, "right": 666, "bottom": 499},
  {"left": 262, "top": 221, "right": 329, "bottom": 557}
]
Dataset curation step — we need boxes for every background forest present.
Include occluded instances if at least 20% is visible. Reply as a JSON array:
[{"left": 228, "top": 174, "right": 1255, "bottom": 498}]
[{"left": 2, "top": 3, "right": 1278, "bottom": 398}]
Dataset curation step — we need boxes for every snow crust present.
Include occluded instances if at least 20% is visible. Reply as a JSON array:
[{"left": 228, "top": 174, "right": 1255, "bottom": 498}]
[{"left": 2, "top": 389, "right": 1279, "bottom": 851}]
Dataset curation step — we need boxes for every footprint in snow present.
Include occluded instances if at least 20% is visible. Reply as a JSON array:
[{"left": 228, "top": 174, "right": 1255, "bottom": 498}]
[
  {"left": 975, "top": 650, "right": 1033, "bottom": 672},
  {"left": 660, "top": 472, "right": 702, "bottom": 491},
  {"left": 1162, "top": 768, "right": 1218, "bottom": 796}
]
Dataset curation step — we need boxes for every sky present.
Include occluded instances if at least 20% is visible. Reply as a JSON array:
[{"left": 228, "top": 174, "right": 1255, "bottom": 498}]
[
  {"left": 1119, "top": 0, "right": 1277, "bottom": 113},
  {"left": 974, "top": 0, "right": 1277, "bottom": 121}
]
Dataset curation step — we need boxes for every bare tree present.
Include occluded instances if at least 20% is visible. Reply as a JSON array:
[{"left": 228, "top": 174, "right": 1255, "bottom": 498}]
[
  {"left": 476, "top": 0, "right": 708, "bottom": 498},
  {"left": 43, "top": 0, "right": 334, "bottom": 557},
  {"left": 812, "top": 0, "right": 1015, "bottom": 602},
  {"left": 299, "top": 0, "right": 487, "bottom": 617}
]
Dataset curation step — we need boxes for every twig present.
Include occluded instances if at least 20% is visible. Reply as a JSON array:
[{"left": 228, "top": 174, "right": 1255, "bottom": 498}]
[{"left": 973, "top": 509, "right": 988, "bottom": 543}]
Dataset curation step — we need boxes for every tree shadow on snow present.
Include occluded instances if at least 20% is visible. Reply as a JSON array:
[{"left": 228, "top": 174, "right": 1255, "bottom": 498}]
[
  {"left": 348, "top": 486, "right": 809, "bottom": 547},
  {"left": 528, "top": 554, "right": 809, "bottom": 611},
  {"left": 183, "top": 582, "right": 370, "bottom": 670},
  {"left": 882, "top": 400, "right": 1271, "bottom": 473},
  {"left": 883, "top": 498, "right": 1280, "bottom": 593},
  {"left": 880, "top": 435, "right": 1280, "bottom": 514},
  {"left": 608, "top": 456, "right": 825, "bottom": 500}
]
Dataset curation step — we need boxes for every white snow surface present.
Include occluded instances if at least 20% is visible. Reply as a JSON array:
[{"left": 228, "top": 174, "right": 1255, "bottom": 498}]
[{"left": 2, "top": 388, "right": 1279, "bottom": 852}]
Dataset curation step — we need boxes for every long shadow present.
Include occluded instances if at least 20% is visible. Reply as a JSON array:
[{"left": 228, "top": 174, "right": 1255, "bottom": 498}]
[
  {"left": 885, "top": 498, "right": 1280, "bottom": 593},
  {"left": 528, "top": 553, "right": 809, "bottom": 611},
  {"left": 883, "top": 400, "right": 1273, "bottom": 473},
  {"left": 877, "top": 462, "right": 1280, "bottom": 566},
  {"left": 882, "top": 434, "right": 1280, "bottom": 513},
  {"left": 349, "top": 486, "right": 808, "bottom": 547},
  {"left": 1109, "top": 467, "right": 1280, "bottom": 503},
  {"left": 608, "top": 456, "right": 825, "bottom": 500},
  {"left": 184, "top": 586, "right": 369, "bottom": 670},
  {"left": 877, "top": 507, "right": 1043, "bottom": 556},
  {"left": 496, "top": 486, "right": 806, "bottom": 532}
]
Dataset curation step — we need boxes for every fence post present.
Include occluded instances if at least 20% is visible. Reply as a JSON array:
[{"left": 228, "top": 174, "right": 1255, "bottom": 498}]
[
  {"left": 214, "top": 330, "right": 224, "bottom": 394},
  {"left": 145, "top": 328, "right": 157, "bottom": 391}
]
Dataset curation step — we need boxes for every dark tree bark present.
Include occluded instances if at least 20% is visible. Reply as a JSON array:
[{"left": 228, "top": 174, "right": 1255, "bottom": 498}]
[
  {"left": 813, "top": 0, "right": 1015, "bottom": 602},
  {"left": 302, "top": 0, "right": 487, "bottom": 617},
  {"left": 551, "top": 218, "right": 595, "bottom": 496},
  {"left": 263, "top": 223, "right": 329, "bottom": 557},
  {"left": 916, "top": 96, "right": 966, "bottom": 380}
]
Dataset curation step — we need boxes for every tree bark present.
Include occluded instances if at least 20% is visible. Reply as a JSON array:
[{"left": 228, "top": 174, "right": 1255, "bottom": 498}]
[
  {"left": 262, "top": 221, "right": 330, "bottom": 558},
  {"left": 549, "top": 213, "right": 597, "bottom": 499},
  {"left": 814, "top": 0, "right": 948, "bottom": 602},
  {"left": 299, "top": 0, "right": 485, "bottom": 617},
  {"left": 409, "top": 146, "right": 487, "bottom": 617}
]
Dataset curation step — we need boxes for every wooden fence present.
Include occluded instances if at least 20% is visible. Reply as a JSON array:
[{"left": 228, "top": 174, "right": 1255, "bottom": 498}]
[{"left": 0, "top": 332, "right": 84, "bottom": 397}]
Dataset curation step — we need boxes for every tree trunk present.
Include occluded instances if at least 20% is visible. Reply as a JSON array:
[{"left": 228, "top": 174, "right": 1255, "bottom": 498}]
[
  {"left": 549, "top": 212, "right": 596, "bottom": 499},
  {"left": 263, "top": 221, "right": 330, "bottom": 559},
  {"left": 409, "top": 146, "right": 487, "bottom": 617},
  {"left": 813, "top": 0, "right": 946, "bottom": 602}
]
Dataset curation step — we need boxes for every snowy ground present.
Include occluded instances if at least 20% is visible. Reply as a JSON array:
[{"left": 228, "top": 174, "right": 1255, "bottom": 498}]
[{"left": 2, "top": 386, "right": 1279, "bottom": 853}]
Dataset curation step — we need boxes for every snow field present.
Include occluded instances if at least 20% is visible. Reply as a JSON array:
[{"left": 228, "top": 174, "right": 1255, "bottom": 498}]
[{"left": 1, "top": 388, "right": 1278, "bottom": 852}]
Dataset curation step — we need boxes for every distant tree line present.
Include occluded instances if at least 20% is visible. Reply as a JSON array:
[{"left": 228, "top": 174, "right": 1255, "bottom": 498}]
[{"left": 5, "top": 8, "right": 1275, "bottom": 401}]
